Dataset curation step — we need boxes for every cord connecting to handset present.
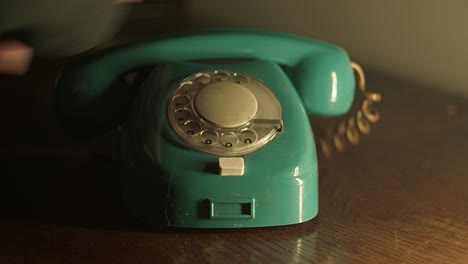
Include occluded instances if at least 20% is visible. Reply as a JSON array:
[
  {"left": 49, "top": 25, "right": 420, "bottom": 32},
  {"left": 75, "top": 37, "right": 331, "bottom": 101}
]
[{"left": 318, "top": 62, "right": 382, "bottom": 159}]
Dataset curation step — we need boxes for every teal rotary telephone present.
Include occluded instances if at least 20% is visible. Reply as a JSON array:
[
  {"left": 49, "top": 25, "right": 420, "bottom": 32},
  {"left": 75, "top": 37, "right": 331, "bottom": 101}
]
[{"left": 55, "top": 29, "right": 378, "bottom": 229}]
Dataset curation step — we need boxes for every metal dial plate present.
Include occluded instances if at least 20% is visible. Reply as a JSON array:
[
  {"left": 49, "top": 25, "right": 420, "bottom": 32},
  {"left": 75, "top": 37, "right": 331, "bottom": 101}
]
[{"left": 168, "top": 69, "right": 283, "bottom": 156}]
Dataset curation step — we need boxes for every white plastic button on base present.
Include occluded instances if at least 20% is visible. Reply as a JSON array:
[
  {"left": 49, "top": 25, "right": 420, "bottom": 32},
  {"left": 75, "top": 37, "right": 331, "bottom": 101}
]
[{"left": 219, "top": 157, "right": 245, "bottom": 176}]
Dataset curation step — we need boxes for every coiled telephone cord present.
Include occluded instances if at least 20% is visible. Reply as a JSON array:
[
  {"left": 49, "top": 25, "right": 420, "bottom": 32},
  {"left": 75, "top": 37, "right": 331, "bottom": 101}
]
[{"left": 318, "top": 62, "right": 382, "bottom": 159}]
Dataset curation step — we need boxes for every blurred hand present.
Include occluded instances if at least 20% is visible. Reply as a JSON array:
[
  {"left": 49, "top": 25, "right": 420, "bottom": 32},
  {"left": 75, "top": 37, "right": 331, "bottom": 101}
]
[
  {"left": 0, "top": 0, "right": 143, "bottom": 75},
  {"left": 0, "top": 40, "right": 33, "bottom": 75}
]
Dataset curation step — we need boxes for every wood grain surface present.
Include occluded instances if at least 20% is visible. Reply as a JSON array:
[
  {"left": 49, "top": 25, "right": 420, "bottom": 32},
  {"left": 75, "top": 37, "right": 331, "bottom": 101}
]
[{"left": 0, "top": 40, "right": 467, "bottom": 264}]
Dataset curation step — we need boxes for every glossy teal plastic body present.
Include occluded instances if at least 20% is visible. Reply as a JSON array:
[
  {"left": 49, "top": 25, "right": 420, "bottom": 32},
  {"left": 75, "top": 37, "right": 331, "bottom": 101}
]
[{"left": 54, "top": 29, "right": 355, "bottom": 229}]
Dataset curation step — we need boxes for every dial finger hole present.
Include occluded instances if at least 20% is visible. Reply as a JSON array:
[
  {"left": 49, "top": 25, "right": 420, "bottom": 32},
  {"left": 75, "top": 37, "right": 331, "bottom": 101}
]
[
  {"left": 173, "top": 95, "right": 190, "bottom": 107},
  {"left": 179, "top": 81, "right": 198, "bottom": 95},
  {"left": 193, "top": 73, "right": 211, "bottom": 85},
  {"left": 212, "top": 70, "right": 230, "bottom": 81},
  {"left": 232, "top": 74, "right": 249, "bottom": 84},
  {"left": 240, "top": 129, "right": 257, "bottom": 145},
  {"left": 200, "top": 129, "right": 219, "bottom": 145},
  {"left": 220, "top": 132, "right": 239, "bottom": 148},
  {"left": 183, "top": 121, "right": 201, "bottom": 135},
  {"left": 174, "top": 109, "right": 191, "bottom": 125}
]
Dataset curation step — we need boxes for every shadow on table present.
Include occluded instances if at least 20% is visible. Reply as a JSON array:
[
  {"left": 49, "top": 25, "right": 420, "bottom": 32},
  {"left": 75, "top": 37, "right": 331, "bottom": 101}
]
[{"left": 0, "top": 150, "right": 142, "bottom": 231}]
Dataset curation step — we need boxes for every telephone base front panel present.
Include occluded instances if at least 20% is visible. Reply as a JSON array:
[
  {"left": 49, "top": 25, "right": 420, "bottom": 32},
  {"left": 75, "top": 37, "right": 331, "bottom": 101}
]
[{"left": 120, "top": 61, "right": 319, "bottom": 229}]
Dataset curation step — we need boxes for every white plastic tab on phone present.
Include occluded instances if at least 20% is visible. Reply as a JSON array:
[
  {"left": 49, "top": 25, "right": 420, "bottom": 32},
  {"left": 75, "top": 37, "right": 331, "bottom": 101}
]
[{"left": 219, "top": 157, "right": 245, "bottom": 176}]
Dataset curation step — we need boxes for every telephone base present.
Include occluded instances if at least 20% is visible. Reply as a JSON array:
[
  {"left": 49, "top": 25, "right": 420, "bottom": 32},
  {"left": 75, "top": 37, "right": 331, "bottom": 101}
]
[
  {"left": 119, "top": 61, "right": 320, "bottom": 229},
  {"left": 121, "top": 165, "right": 319, "bottom": 229}
]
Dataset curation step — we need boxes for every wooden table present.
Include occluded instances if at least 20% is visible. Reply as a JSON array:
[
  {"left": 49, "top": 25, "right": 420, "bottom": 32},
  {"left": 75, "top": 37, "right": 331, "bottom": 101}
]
[{"left": 0, "top": 55, "right": 467, "bottom": 263}]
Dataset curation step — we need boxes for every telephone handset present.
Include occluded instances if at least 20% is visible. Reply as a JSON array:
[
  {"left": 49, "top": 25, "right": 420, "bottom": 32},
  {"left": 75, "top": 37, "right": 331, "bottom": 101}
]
[
  {"left": 55, "top": 29, "right": 355, "bottom": 138},
  {"left": 55, "top": 29, "right": 381, "bottom": 229}
]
